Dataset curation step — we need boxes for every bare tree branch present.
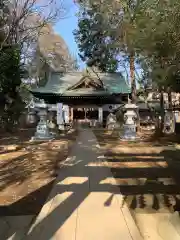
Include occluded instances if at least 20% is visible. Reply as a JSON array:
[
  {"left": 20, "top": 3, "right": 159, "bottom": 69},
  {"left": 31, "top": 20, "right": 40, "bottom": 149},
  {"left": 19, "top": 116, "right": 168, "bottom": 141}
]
[{"left": 1, "top": 0, "right": 69, "bottom": 52}]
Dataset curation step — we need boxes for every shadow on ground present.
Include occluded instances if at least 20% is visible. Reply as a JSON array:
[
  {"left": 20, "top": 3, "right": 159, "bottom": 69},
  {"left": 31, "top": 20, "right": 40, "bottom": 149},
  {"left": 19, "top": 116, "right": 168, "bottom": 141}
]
[
  {"left": 0, "top": 128, "right": 77, "bottom": 154},
  {"left": 0, "top": 128, "right": 77, "bottom": 218},
  {"left": 0, "top": 181, "right": 54, "bottom": 216},
  {"left": 93, "top": 128, "right": 180, "bottom": 147},
  {"left": 2, "top": 129, "right": 180, "bottom": 239},
  {"left": 105, "top": 150, "right": 180, "bottom": 212},
  {"left": 94, "top": 129, "right": 180, "bottom": 213}
]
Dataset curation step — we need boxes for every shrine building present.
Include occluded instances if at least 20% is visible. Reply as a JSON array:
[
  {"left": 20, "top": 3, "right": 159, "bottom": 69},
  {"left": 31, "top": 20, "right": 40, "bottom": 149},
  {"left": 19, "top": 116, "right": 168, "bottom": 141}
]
[{"left": 30, "top": 71, "right": 131, "bottom": 127}]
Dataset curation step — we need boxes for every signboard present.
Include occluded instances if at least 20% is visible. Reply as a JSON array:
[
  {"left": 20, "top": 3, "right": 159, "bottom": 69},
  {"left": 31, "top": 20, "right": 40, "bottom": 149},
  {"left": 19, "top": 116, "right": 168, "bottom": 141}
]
[{"left": 57, "top": 103, "right": 63, "bottom": 125}]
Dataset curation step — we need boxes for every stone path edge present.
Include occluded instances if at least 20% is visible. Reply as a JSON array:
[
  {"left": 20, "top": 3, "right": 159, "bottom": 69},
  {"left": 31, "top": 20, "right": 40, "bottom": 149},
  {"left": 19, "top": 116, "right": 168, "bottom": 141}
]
[{"left": 100, "top": 153, "right": 143, "bottom": 240}]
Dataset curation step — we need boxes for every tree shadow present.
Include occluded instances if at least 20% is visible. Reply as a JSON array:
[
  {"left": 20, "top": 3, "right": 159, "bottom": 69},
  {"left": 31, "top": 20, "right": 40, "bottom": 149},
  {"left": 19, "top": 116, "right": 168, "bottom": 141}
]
[
  {"left": 0, "top": 128, "right": 77, "bottom": 216},
  {"left": 0, "top": 128, "right": 77, "bottom": 154},
  {"left": 2, "top": 129, "right": 180, "bottom": 239},
  {"left": 25, "top": 135, "right": 180, "bottom": 239},
  {"left": 0, "top": 130, "right": 129, "bottom": 239},
  {"left": 0, "top": 144, "right": 65, "bottom": 192},
  {"left": 94, "top": 128, "right": 180, "bottom": 147},
  {"left": 0, "top": 181, "right": 54, "bottom": 216},
  {"left": 102, "top": 147, "right": 180, "bottom": 214}
]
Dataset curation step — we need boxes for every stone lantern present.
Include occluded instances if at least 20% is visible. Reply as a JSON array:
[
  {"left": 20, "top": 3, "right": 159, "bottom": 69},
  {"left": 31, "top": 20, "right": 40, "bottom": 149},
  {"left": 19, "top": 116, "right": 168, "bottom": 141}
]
[
  {"left": 121, "top": 103, "right": 139, "bottom": 140},
  {"left": 25, "top": 99, "right": 37, "bottom": 126},
  {"left": 31, "top": 101, "right": 53, "bottom": 141}
]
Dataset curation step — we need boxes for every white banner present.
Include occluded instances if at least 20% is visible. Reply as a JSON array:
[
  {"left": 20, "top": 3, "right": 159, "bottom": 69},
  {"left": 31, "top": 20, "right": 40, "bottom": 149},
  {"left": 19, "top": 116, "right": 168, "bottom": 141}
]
[
  {"left": 57, "top": 103, "right": 63, "bottom": 124},
  {"left": 63, "top": 105, "right": 69, "bottom": 123},
  {"left": 98, "top": 107, "right": 103, "bottom": 123}
]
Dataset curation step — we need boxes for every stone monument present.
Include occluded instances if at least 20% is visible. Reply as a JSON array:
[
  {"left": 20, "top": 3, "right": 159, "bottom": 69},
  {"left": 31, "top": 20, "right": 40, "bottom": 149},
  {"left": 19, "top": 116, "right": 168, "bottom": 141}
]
[{"left": 121, "top": 103, "right": 139, "bottom": 141}]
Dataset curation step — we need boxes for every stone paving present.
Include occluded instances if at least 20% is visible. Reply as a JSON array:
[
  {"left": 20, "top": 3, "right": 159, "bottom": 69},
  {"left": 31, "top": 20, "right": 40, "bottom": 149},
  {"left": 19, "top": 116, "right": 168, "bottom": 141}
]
[{"left": 26, "top": 128, "right": 142, "bottom": 240}]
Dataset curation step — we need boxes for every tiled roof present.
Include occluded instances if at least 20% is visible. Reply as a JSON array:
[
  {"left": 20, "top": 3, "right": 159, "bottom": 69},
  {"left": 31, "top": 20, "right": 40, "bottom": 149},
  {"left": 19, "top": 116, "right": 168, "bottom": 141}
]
[
  {"left": 31, "top": 72, "right": 131, "bottom": 96},
  {"left": 99, "top": 73, "right": 131, "bottom": 94},
  {"left": 32, "top": 72, "right": 82, "bottom": 94}
]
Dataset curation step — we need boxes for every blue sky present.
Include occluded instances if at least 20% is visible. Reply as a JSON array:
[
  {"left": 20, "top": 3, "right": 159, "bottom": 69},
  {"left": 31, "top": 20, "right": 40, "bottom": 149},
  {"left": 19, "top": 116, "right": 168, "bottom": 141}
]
[{"left": 54, "top": 0, "right": 85, "bottom": 69}]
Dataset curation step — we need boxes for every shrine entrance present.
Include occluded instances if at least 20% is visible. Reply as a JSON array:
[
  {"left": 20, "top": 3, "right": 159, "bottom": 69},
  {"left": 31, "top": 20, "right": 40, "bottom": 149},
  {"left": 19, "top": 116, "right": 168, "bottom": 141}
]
[
  {"left": 73, "top": 108, "right": 98, "bottom": 120},
  {"left": 72, "top": 107, "right": 99, "bottom": 128}
]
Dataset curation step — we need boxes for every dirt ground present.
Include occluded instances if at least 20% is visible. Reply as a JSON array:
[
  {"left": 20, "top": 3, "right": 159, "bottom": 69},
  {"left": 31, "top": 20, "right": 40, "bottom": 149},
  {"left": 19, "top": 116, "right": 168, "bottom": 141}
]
[
  {"left": 0, "top": 128, "right": 77, "bottom": 216},
  {"left": 94, "top": 129, "right": 180, "bottom": 239}
]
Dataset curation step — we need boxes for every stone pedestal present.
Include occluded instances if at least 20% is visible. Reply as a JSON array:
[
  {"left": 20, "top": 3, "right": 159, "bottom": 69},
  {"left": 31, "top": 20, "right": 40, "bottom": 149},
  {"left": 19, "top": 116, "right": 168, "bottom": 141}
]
[
  {"left": 121, "top": 104, "right": 139, "bottom": 141},
  {"left": 32, "top": 109, "right": 53, "bottom": 141}
]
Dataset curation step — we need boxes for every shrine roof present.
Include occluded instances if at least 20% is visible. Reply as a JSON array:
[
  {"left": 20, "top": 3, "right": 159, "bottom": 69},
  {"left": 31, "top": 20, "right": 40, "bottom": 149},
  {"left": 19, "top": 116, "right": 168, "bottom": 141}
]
[
  {"left": 101, "top": 73, "right": 130, "bottom": 94},
  {"left": 31, "top": 72, "right": 131, "bottom": 96}
]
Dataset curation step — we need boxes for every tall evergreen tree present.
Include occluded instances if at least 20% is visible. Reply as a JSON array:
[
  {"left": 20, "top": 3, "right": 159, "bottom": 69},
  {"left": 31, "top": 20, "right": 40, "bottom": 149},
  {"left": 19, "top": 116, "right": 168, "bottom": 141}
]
[{"left": 74, "top": 3, "right": 120, "bottom": 72}]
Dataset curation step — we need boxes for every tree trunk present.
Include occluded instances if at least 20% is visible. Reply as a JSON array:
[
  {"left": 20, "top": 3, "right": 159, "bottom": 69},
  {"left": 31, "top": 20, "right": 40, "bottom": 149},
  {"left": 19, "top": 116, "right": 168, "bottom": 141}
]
[
  {"left": 167, "top": 88, "right": 175, "bottom": 133},
  {"left": 154, "top": 89, "right": 164, "bottom": 137},
  {"left": 160, "top": 89, "right": 165, "bottom": 134},
  {"left": 130, "top": 52, "right": 140, "bottom": 131},
  {"left": 167, "top": 88, "right": 172, "bottom": 109},
  {"left": 130, "top": 52, "right": 136, "bottom": 103}
]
